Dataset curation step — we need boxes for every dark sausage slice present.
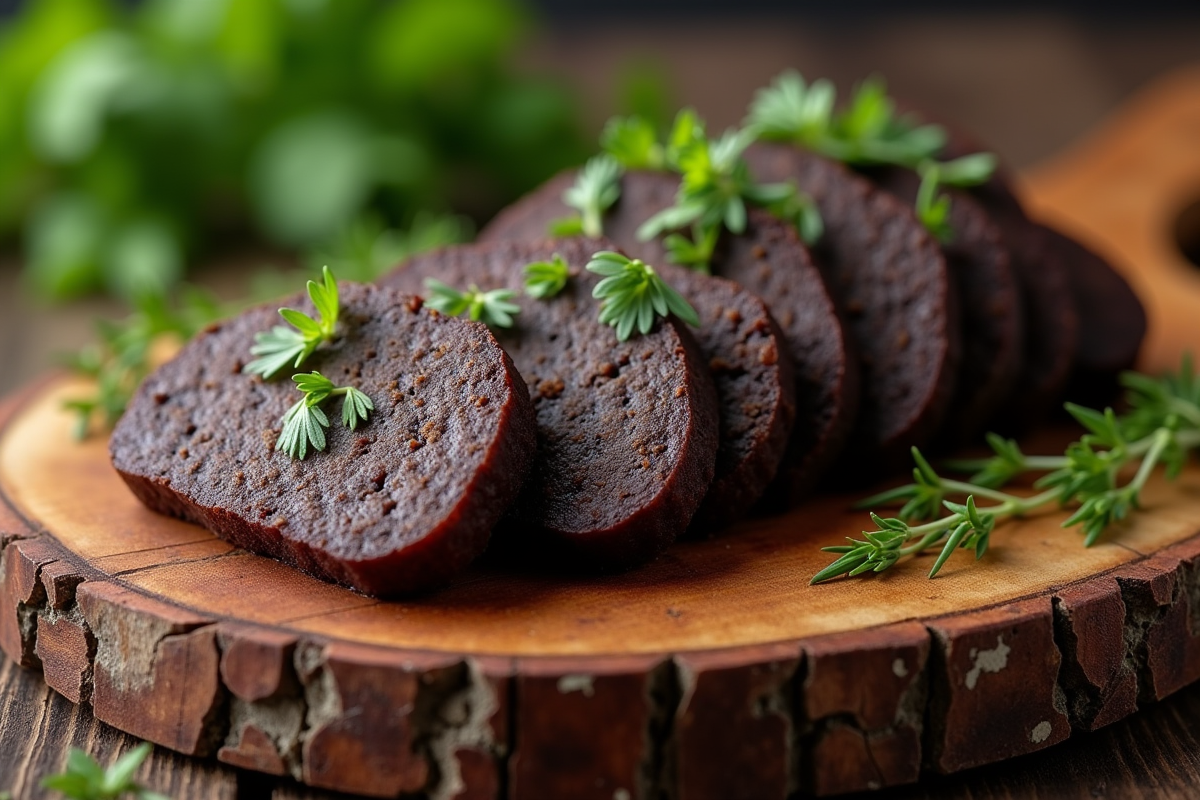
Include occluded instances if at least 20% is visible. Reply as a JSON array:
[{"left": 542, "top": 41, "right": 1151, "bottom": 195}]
[
  {"left": 711, "top": 211, "right": 859, "bottom": 499},
  {"left": 866, "top": 166, "right": 1024, "bottom": 444},
  {"left": 936, "top": 122, "right": 1080, "bottom": 425},
  {"left": 743, "top": 142, "right": 960, "bottom": 469},
  {"left": 380, "top": 237, "right": 720, "bottom": 568},
  {"left": 654, "top": 260, "right": 797, "bottom": 531},
  {"left": 110, "top": 283, "right": 538, "bottom": 597},
  {"left": 481, "top": 169, "right": 855, "bottom": 503},
  {"left": 1042, "top": 225, "right": 1147, "bottom": 406},
  {"left": 479, "top": 169, "right": 674, "bottom": 267}
]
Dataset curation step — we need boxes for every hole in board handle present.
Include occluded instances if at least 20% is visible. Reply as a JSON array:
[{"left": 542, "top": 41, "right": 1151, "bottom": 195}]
[{"left": 1175, "top": 195, "right": 1200, "bottom": 269}]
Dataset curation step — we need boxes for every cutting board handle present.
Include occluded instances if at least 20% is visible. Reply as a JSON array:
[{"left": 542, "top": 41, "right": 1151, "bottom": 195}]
[{"left": 1024, "top": 64, "right": 1200, "bottom": 375}]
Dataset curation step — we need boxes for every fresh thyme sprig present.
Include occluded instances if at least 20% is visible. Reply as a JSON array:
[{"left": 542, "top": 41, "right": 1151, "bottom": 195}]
[
  {"left": 244, "top": 266, "right": 340, "bottom": 379},
  {"left": 277, "top": 372, "right": 374, "bottom": 460},
  {"left": 40, "top": 742, "right": 169, "bottom": 800},
  {"left": 587, "top": 251, "right": 699, "bottom": 341},
  {"left": 812, "top": 358, "right": 1200, "bottom": 583},
  {"left": 424, "top": 279, "right": 520, "bottom": 329},
  {"left": 523, "top": 254, "right": 571, "bottom": 299},
  {"left": 549, "top": 154, "right": 624, "bottom": 238}
]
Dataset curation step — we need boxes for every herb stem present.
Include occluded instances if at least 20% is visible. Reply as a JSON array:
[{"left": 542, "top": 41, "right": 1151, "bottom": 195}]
[
  {"left": 1128, "top": 427, "right": 1172, "bottom": 498},
  {"left": 1024, "top": 455, "right": 1069, "bottom": 470},
  {"left": 938, "top": 479, "right": 1024, "bottom": 504}
]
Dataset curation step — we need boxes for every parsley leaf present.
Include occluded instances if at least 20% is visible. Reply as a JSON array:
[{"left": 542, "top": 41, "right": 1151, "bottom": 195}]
[
  {"left": 41, "top": 742, "right": 169, "bottom": 800},
  {"left": 635, "top": 115, "right": 822, "bottom": 269},
  {"left": 277, "top": 399, "right": 330, "bottom": 460},
  {"left": 748, "top": 71, "right": 948, "bottom": 168},
  {"left": 915, "top": 163, "right": 954, "bottom": 243}
]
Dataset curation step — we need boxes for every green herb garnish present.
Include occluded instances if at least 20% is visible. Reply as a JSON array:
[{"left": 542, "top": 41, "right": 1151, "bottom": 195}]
[
  {"left": 549, "top": 154, "right": 624, "bottom": 238},
  {"left": 587, "top": 251, "right": 699, "bottom": 341},
  {"left": 914, "top": 164, "right": 954, "bottom": 243},
  {"left": 523, "top": 254, "right": 571, "bottom": 299},
  {"left": 424, "top": 280, "right": 520, "bottom": 329},
  {"left": 748, "top": 70, "right": 997, "bottom": 241},
  {"left": 244, "top": 266, "right": 340, "bottom": 379},
  {"left": 634, "top": 117, "right": 821, "bottom": 271},
  {"left": 601, "top": 115, "right": 665, "bottom": 170},
  {"left": 40, "top": 742, "right": 169, "bottom": 800},
  {"left": 744, "top": 70, "right": 837, "bottom": 148},
  {"left": 748, "top": 71, "right": 947, "bottom": 168},
  {"left": 913, "top": 153, "right": 1000, "bottom": 241},
  {"left": 64, "top": 288, "right": 226, "bottom": 439},
  {"left": 277, "top": 372, "right": 374, "bottom": 460},
  {"left": 811, "top": 358, "right": 1200, "bottom": 584}
]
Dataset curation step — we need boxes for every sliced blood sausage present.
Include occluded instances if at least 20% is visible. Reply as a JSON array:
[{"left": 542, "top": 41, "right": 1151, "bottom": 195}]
[
  {"left": 866, "top": 166, "right": 1024, "bottom": 444},
  {"left": 111, "top": 283, "right": 538, "bottom": 597},
  {"left": 743, "top": 142, "right": 960, "bottom": 468},
  {"left": 1041, "top": 225, "right": 1147, "bottom": 406},
  {"left": 380, "top": 237, "right": 720, "bottom": 567},
  {"left": 652, "top": 260, "right": 796, "bottom": 530},
  {"left": 710, "top": 211, "right": 858, "bottom": 499},
  {"left": 893, "top": 104, "right": 1084, "bottom": 426},
  {"left": 482, "top": 168, "right": 854, "bottom": 502}
]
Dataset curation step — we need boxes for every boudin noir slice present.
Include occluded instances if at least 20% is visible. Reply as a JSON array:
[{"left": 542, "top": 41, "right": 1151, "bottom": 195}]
[
  {"left": 110, "top": 283, "right": 538, "bottom": 597},
  {"left": 985, "top": 211, "right": 1080, "bottom": 428},
  {"left": 1042, "top": 225, "right": 1147, "bottom": 406},
  {"left": 482, "top": 168, "right": 856, "bottom": 502},
  {"left": 866, "top": 166, "right": 1024, "bottom": 444},
  {"left": 743, "top": 142, "right": 960, "bottom": 468},
  {"left": 652, "top": 261, "right": 797, "bottom": 531},
  {"left": 380, "top": 237, "right": 720, "bottom": 567},
  {"left": 893, "top": 105, "right": 1079, "bottom": 427},
  {"left": 710, "top": 210, "right": 858, "bottom": 499}
]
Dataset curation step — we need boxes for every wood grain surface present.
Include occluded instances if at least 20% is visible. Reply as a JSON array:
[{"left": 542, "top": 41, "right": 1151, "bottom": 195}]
[{"left": 4, "top": 64, "right": 1200, "bottom": 800}]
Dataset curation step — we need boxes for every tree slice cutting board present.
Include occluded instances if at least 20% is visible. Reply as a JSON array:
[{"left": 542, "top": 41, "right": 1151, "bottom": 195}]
[{"left": 4, "top": 67, "right": 1200, "bottom": 800}]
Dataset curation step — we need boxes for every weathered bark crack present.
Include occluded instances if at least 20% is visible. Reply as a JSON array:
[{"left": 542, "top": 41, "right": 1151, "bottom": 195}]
[
  {"left": 1115, "top": 570, "right": 1181, "bottom": 705},
  {"left": 640, "top": 659, "right": 681, "bottom": 800}
]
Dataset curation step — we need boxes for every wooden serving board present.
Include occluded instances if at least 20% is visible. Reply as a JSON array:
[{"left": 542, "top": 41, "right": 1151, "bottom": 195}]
[{"left": 4, "top": 67, "right": 1200, "bottom": 800}]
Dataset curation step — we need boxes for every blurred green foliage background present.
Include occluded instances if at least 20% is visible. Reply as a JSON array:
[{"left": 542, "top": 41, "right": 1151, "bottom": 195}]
[{"left": 0, "top": 0, "right": 589, "bottom": 302}]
